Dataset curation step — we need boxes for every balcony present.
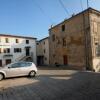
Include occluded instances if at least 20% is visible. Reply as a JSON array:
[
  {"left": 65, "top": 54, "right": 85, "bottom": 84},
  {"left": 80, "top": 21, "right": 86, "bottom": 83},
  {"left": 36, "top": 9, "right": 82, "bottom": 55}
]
[{"left": 3, "top": 54, "right": 13, "bottom": 58}]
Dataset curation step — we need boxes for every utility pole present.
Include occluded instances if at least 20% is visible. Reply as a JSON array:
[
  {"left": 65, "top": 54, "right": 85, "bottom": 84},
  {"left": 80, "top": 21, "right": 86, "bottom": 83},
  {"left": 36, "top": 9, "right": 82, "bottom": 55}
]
[
  {"left": 87, "top": 0, "right": 89, "bottom": 8},
  {"left": 85, "top": 0, "right": 92, "bottom": 70},
  {"left": 83, "top": 0, "right": 90, "bottom": 70}
]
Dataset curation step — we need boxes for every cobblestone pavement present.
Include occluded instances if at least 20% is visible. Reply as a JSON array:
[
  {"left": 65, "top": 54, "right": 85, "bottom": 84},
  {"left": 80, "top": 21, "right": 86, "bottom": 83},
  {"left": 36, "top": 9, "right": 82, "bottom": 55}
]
[{"left": 0, "top": 69, "right": 100, "bottom": 100}]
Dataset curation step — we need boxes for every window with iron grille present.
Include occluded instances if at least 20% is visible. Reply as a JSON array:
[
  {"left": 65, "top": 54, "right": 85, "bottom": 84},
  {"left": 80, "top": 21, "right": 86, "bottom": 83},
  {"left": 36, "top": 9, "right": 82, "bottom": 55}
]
[
  {"left": 4, "top": 48, "right": 10, "bottom": 53},
  {"left": 14, "top": 48, "right": 22, "bottom": 53}
]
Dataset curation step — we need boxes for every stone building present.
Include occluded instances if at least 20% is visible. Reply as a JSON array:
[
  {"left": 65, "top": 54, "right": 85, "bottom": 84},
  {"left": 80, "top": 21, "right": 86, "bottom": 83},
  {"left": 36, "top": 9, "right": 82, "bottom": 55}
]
[
  {"left": 49, "top": 8, "right": 100, "bottom": 71},
  {"left": 37, "top": 37, "right": 49, "bottom": 66},
  {"left": 0, "top": 34, "right": 37, "bottom": 67}
]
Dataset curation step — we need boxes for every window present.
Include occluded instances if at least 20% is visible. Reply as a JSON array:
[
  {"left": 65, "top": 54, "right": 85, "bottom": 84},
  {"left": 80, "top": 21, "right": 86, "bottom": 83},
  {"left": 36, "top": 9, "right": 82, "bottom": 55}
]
[
  {"left": 20, "top": 62, "right": 32, "bottom": 67},
  {"left": 45, "top": 57, "right": 47, "bottom": 60},
  {"left": 7, "top": 48, "right": 10, "bottom": 53},
  {"left": 11, "top": 63, "right": 20, "bottom": 68},
  {"left": 4, "top": 49, "right": 6, "bottom": 53},
  {"left": 53, "top": 54, "right": 55, "bottom": 58},
  {"left": 14, "top": 48, "right": 22, "bottom": 53},
  {"left": 20, "top": 48, "right": 22, "bottom": 52},
  {"left": 44, "top": 42, "right": 45, "bottom": 45},
  {"left": 93, "top": 22, "right": 97, "bottom": 33},
  {"left": 52, "top": 34, "right": 55, "bottom": 41},
  {"left": 4, "top": 48, "right": 10, "bottom": 53},
  {"left": 62, "top": 25, "right": 65, "bottom": 31},
  {"left": 5, "top": 38, "right": 9, "bottom": 43},
  {"left": 95, "top": 42, "right": 98, "bottom": 45},
  {"left": 16, "top": 39, "right": 19, "bottom": 43},
  {"left": 37, "top": 43, "right": 39, "bottom": 45},
  {"left": 95, "top": 44, "right": 100, "bottom": 57},
  {"left": 0, "top": 48, "right": 1, "bottom": 53},
  {"left": 26, "top": 40, "right": 29, "bottom": 44},
  {"left": 57, "top": 38, "right": 61, "bottom": 44},
  {"left": 44, "top": 49, "right": 46, "bottom": 53},
  {"left": 63, "top": 38, "right": 66, "bottom": 46}
]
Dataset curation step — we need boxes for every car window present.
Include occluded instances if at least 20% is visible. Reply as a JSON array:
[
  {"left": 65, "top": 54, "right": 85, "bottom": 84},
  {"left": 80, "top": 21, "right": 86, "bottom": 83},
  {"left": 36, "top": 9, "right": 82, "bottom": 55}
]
[
  {"left": 11, "top": 62, "right": 32, "bottom": 68},
  {"left": 11, "top": 63, "right": 21, "bottom": 68},
  {"left": 20, "top": 62, "right": 32, "bottom": 67},
  {"left": 26, "top": 62, "right": 32, "bottom": 66}
]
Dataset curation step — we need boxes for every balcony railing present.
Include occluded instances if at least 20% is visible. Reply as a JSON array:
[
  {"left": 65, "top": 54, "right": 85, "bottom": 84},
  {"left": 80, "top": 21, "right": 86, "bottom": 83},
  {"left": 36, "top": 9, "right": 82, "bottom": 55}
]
[{"left": 3, "top": 54, "right": 13, "bottom": 57}]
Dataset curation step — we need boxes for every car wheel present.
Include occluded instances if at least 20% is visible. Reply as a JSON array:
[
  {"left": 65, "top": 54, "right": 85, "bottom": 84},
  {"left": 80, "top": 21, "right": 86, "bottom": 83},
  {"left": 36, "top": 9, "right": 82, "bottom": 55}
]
[
  {"left": 29, "top": 71, "right": 36, "bottom": 77},
  {"left": 0, "top": 73, "right": 3, "bottom": 81}
]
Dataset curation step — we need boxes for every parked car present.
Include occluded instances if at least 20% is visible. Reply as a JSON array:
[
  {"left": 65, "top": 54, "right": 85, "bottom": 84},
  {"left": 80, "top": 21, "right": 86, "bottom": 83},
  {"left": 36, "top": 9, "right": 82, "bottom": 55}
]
[{"left": 0, "top": 62, "right": 37, "bottom": 81}]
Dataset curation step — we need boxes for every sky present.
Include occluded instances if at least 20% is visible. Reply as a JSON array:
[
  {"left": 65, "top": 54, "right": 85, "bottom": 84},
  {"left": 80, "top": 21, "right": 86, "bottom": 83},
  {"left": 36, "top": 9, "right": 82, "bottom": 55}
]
[{"left": 0, "top": 0, "right": 100, "bottom": 40}]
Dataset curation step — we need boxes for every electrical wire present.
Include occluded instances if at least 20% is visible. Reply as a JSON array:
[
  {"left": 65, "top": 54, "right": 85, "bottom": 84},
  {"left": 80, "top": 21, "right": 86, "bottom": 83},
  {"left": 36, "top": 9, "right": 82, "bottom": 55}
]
[
  {"left": 58, "top": 0, "right": 70, "bottom": 16},
  {"left": 80, "top": 0, "right": 84, "bottom": 11},
  {"left": 33, "top": 0, "right": 53, "bottom": 24}
]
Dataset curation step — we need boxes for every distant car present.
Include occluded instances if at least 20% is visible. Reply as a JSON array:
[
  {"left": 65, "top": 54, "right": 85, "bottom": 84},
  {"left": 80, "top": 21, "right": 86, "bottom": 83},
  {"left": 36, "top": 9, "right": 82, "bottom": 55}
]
[{"left": 0, "top": 62, "right": 37, "bottom": 81}]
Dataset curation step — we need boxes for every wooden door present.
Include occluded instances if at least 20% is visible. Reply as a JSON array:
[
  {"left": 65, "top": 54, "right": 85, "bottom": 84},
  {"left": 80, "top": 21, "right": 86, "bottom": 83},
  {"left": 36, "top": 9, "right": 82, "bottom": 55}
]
[{"left": 63, "top": 55, "right": 68, "bottom": 65}]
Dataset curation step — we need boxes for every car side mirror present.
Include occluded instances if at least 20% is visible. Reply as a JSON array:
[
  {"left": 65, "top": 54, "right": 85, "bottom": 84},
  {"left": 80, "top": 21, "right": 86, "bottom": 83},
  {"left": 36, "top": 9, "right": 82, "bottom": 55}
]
[{"left": 8, "top": 66, "right": 11, "bottom": 69}]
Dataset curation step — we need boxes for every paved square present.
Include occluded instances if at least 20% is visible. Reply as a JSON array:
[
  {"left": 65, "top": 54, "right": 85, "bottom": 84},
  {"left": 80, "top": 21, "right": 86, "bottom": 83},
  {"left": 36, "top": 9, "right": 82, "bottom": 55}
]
[{"left": 0, "top": 69, "right": 100, "bottom": 100}]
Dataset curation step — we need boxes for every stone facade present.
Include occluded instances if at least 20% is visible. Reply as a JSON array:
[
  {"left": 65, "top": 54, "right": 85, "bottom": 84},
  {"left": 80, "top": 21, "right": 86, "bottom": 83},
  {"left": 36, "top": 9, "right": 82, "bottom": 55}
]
[
  {"left": 37, "top": 37, "right": 49, "bottom": 66},
  {"left": 90, "top": 9, "right": 100, "bottom": 71},
  {"left": 49, "top": 8, "right": 100, "bottom": 71}
]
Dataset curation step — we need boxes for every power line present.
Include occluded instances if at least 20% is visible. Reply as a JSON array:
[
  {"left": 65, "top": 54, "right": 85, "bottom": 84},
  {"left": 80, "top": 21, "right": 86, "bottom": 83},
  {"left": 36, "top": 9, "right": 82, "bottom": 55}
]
[
  {"left": 33, "top": 0, "right": 53, "bottom": 24},
  {"left": 80, "top": 0, "right": 84, "bottom": 11},
  {"left": 58, "top": 0, "right": 70, "bottom": 16}
]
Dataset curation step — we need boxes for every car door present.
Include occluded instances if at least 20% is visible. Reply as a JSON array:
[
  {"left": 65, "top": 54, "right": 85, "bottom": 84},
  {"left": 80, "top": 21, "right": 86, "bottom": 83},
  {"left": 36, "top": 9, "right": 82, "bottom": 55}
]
[
  {"left": 19, "top": 62, "right": 31, "bottom": 76},
  {"left": 6, "top": 63, "right": 22, "bottom": 77}
]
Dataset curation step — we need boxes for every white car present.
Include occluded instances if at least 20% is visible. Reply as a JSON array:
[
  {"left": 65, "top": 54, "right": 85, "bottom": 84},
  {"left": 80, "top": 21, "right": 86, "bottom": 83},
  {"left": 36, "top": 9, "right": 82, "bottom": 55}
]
[{"left": 0, "top": 62, "right": 37, "bottom": 81}]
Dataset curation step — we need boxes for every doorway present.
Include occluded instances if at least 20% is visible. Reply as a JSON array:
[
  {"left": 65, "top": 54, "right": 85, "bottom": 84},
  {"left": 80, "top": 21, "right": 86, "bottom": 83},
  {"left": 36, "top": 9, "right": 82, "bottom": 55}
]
[
  {"left": 0, "top": 60, "right": 2, "bottom": 67},
  {"left": 63, "top": 55, "right": 68, "bottom": 65},
  {"left": 26, "top": 47, "right": 30, "bottom": 56},
  {"left": 6, "top": 59, "right": 11, "bottom": 65},
  {"left": 37, "top": 56, "right": 44, "bottom": 66}
]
